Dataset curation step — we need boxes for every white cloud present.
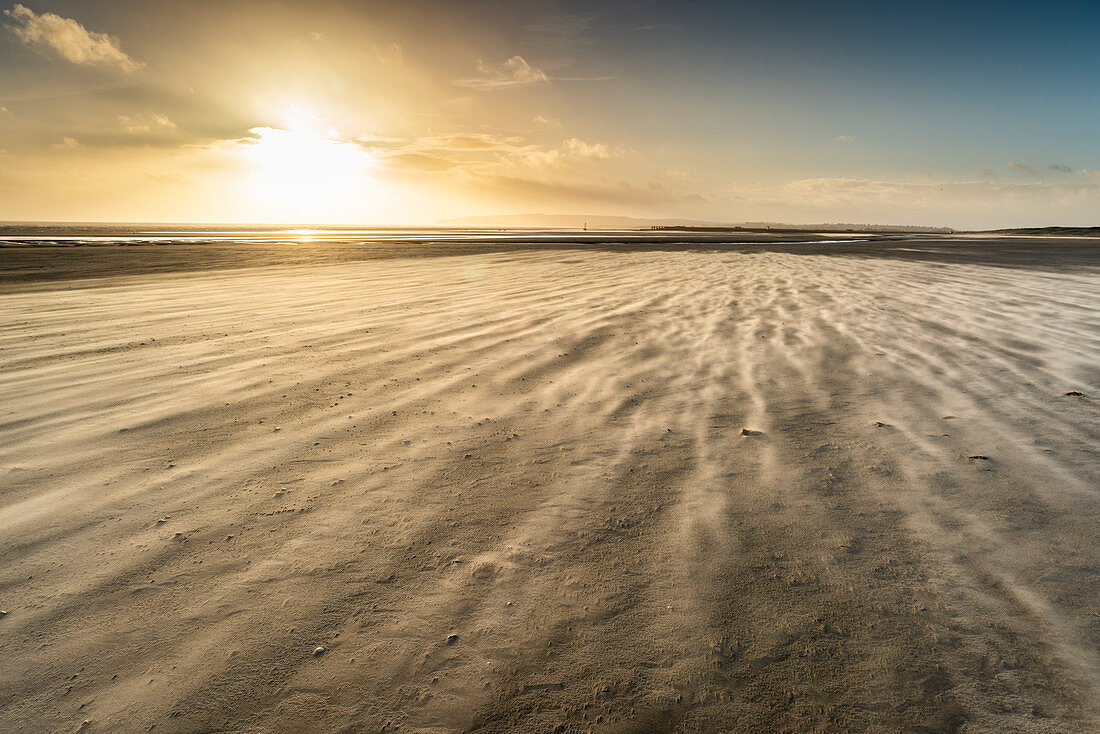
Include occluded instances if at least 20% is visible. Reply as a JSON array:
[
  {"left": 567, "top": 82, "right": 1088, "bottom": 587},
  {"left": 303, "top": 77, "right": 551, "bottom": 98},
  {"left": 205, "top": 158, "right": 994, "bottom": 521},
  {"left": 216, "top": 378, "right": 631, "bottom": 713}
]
[
  {"left": 833, "top": 135, "right": 854, "bottom": 142},
  {"left": 532, "top": 114, "right": 561, "bottom": 128},
  {"left": 456, "top": 55, "right": 549, "bottom": 90},
  {"left": 52, "top": 136, "right": 79, "bottom": 149},
  {"left": 3, "top": 3, "right": 143, "bottom": 72},
  {"left": 118, "top": 113, "right": 177, "bottom": 133},
  {"left": 562, "top": 137, "right": 625, "bottom": 159},
  {"left": 665, "top": 169, "right": 697, "bottom": 183},
  {"left": 355, "top": 131, "right": 627, "bottom": 179}
]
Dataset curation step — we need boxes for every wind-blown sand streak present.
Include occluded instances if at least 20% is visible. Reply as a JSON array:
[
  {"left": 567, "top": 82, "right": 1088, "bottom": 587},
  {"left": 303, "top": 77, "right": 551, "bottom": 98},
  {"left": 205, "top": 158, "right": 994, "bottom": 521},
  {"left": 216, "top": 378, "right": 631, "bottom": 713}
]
[{"left": 1, "top": 243, "right": 1098, "bottom": 732}]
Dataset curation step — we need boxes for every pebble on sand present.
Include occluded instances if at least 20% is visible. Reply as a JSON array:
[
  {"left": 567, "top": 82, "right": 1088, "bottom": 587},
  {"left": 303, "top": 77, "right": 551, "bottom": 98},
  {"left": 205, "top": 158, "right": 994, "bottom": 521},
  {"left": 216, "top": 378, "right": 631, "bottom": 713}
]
[
  {"left": 313, "top": 646, "right": 327, "bottom": 656},
  {"left": 446, "top": 634, "right": 458, "bottom": 645},
  {"left": 740, "top": 428, "right": 765, "bottom": 437},
  {"left": 1064, "top": 391, "right": 1085, "bottom": 397}
]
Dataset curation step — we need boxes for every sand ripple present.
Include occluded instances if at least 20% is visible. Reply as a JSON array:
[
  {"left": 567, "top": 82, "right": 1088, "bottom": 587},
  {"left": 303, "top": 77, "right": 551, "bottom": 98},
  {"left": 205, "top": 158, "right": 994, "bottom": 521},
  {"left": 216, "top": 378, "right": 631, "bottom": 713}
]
[{"left": 1, "top": 247, "right": 1098, "bottom": 732}]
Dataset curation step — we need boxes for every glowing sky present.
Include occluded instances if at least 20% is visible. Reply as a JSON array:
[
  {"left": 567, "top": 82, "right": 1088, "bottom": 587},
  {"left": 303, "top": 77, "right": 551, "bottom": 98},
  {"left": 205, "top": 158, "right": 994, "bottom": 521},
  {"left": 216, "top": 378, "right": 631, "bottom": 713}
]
[{"left": 1, "top": 1, "right": 1099, "bottom": 228}]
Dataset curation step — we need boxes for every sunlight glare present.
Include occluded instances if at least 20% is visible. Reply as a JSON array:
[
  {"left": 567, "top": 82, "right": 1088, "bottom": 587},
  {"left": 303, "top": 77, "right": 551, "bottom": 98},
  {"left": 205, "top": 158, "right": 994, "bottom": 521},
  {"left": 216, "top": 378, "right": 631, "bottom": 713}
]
[{"left": 239, "top": 115, "right": 376, "bottom": 222}]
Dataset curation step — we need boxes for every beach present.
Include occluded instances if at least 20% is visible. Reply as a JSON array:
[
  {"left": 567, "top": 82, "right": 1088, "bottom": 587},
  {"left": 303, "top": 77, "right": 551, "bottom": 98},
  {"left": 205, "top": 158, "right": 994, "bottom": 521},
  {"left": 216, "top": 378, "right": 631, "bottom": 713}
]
[{"left": 1, "top": 235, "right": 1098, "bottom": 732}]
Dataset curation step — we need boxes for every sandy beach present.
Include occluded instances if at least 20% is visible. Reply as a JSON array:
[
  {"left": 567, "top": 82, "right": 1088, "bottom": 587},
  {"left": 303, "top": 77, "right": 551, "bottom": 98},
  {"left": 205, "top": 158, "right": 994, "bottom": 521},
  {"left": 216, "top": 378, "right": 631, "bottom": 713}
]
[{"left": 1, "top": 236, "right": 1099, "bottom": 733}]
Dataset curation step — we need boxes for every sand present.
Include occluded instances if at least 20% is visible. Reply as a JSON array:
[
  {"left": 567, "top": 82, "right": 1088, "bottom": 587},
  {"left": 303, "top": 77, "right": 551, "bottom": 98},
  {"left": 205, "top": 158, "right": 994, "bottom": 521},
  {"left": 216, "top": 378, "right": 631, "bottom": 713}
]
[{"left": 1, "top": 237, "right": 1098, "bottom": 732}]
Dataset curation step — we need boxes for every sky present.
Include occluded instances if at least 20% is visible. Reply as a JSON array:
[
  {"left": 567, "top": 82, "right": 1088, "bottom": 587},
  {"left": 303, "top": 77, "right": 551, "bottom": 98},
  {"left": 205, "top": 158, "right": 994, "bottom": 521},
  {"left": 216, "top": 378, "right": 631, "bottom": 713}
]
[{"left": 1, "top": 0, "right": 1098, "bottom": 228}]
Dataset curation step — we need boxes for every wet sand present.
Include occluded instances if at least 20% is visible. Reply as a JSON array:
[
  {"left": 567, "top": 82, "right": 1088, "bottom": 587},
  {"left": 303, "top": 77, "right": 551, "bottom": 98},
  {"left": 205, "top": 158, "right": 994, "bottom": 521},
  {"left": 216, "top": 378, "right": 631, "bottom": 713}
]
[{"left": 1, "top": 237, "right": 1099, "bottom": 732}]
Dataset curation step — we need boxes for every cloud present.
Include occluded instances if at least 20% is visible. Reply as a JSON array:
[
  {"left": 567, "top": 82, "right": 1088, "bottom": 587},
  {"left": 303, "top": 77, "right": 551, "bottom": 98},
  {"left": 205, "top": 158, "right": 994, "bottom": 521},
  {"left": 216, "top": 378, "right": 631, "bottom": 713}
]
[
  {"left": 52, "top": 136, "right": 79, "bottom": 149},
  {"left": 833, "top": 135, "right": 854, "bottom": 142},
  {"left": 379, "top": 152, "right": 459, "bottom": 173},
  {"left": 729, "top": 173, "right": 1100, "bottom": 216},
  {"left": 359, "top": 133, "right": 526, "bottom": 155},
  {"left": 665, "top": 169, "right": 698, "bottom": 183},
  {"left": 3, "top": 3, "right": 143, "bottom": 72},
  {"left": 562, "top": 137, "right": 625, "bottom": 159},
  {"left": 1008, "top": 161, "right": 1039, "bottom": 178},
  {"left": 512, "top": 138, "right": 626, "bottom": 171},
  {"left": 358, "top": 133, "right": 624, "bottom": 172},
  {"left": 118, "top": 113, "right": 176, "bottom": 134},
  {"left": 456, "top": 55, "right": 549, "bottom": 90},
  {"left": 532, "top": 114, "right": 561, "bottom": 128},
  {"left": 1048, "top": 163, "right": 1074, "bottom": 174},
  {"left": 373, "top": 41, "right": 403, "bottom": 66}
]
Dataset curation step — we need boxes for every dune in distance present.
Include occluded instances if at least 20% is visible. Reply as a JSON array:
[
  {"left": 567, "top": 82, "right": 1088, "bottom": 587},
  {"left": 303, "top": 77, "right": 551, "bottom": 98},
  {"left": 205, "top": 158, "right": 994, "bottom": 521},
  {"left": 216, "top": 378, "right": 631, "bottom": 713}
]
[{"left": 1, "top": 228, "right": 1099, "bottom": 733}]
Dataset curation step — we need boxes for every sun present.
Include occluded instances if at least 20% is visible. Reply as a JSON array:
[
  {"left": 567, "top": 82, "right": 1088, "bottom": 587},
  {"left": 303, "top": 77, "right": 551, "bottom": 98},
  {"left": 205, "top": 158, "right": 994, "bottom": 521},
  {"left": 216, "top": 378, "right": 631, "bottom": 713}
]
[{"left": 237, "top": 111, "right": 377, "bottom": 223}]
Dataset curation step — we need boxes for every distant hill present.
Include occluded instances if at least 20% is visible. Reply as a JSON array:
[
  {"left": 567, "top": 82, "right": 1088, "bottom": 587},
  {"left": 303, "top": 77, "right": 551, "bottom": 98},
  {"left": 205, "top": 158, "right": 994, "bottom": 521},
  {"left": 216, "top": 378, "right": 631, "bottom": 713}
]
[
  {"left": 979, "top": 226, "right": 1100, "bottom": 237},
  {"left": 438, "top": 213, "right": 954, "bottom": 233}
]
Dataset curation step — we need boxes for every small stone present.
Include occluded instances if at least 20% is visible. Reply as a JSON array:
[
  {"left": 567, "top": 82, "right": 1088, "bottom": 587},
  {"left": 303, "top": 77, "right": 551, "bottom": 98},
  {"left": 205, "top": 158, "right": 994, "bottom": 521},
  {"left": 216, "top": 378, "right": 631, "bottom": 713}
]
[
  {"left": 0, "top": 610, "right": 8, "bottom": 618},
  {"left": 313, "top": 646, "right": 327, "bottom": 656},
  {"left": 1065, "top": 391, "right": 1085, "bottom": 397},
  {"left": 967, "top": 455, "right": 990, "bottom": 462},
  {"left": 446, "top": 634, "right": 458, "bottom": 645},
  {"left": 872, "top": 421, "right": 890, "bottom": 428},
  {"left": 740, "top": 428, "right": 764, "bottom": 437}
]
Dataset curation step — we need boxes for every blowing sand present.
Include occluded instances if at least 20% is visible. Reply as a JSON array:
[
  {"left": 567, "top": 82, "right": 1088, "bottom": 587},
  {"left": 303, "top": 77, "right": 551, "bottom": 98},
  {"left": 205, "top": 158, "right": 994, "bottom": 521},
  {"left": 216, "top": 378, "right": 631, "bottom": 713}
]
[{"left": 1, "top": 238, "right": 1099, "bottom": 732}]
